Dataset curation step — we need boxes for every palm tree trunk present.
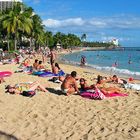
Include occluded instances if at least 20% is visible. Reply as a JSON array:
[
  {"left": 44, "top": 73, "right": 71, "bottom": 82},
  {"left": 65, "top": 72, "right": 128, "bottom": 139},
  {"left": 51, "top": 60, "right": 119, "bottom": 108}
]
[
  {"left": 30, "top": 37, "right": 32, "bottom": 49},
  {"left": 14, "top": 37, "right": 17, "bottom": 51},
  {"left": 7, "top": 40, "right": 10, "bottom": 51}
]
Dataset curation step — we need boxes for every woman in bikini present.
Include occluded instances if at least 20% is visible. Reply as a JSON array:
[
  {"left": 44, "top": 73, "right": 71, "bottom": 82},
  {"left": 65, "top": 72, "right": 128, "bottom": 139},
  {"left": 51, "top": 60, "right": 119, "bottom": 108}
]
[
  {"left": 5, "top": 81, "right": 48, "bottom": 95},
  {"left": 79, "top": 76, "right": 123, "bottom": 95}
]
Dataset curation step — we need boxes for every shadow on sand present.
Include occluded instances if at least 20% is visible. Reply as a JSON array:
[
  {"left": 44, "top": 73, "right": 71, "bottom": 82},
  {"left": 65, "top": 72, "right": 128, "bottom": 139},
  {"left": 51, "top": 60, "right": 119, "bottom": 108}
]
[
  {"left": 47, "top": 88, "right": 66, "bottom": 96},
  {"left": 0, "top": 131, "right": 18, "bottom": 140}
]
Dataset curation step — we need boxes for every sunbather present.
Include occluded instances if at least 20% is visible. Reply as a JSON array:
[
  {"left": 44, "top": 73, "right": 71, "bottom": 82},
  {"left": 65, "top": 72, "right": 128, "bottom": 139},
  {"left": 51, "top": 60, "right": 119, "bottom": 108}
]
[{"left": 5, "top": 81, "right": 48, "bottom": 96}]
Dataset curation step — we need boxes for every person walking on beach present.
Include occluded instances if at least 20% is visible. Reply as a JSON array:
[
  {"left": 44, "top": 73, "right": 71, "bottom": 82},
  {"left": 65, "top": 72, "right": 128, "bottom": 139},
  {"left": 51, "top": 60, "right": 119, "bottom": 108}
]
[{"left": 61, "top": 71, "right": 79, "bottom": 95}]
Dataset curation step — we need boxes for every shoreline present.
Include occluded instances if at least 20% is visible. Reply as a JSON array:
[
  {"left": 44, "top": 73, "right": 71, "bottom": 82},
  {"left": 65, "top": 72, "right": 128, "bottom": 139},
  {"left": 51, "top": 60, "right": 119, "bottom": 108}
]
[{"left": 57, "top": 48, "right": 140, "bottom": 81}]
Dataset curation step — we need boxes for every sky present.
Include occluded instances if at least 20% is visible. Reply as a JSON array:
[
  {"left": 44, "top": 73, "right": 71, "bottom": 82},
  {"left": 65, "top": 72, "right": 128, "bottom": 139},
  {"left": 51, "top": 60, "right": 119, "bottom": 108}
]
[{"left": 23, "top": 0, "right": 140, "bottom": 47}]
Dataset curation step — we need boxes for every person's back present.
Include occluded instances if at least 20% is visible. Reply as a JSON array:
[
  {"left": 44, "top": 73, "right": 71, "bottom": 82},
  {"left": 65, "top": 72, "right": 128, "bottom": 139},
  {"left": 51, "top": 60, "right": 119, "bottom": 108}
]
[
  {"left": 61, "top": 71, "right": 79, "bottom": 95},
  {"left": 61, "top": 75, "right": 74, "bottom": 89},
  {"left": 37, "top": 61, "right": 45, "bottom": 70},
  {"left": 33, "top": 59, "right": 38, "bottom": 70},
  {"left": 52, "top": 63, "right": 60, "bottom": 74}
]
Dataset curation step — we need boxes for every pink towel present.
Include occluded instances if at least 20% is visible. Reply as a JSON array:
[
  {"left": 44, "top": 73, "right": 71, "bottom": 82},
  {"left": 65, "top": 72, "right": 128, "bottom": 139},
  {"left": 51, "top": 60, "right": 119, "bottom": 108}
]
[
  {"left": 105, "top": 92, "right": 128, "bottom": 97},
  {"left": 80, "top": 89, "right": 128, "bottom": 100},
  {"left": 80, "top": 88, "right": 106, "bottom": 100}
]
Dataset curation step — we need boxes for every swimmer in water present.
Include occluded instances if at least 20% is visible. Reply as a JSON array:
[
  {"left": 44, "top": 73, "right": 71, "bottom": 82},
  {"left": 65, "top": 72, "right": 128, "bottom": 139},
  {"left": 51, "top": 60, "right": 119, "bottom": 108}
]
[{"left": 128, "top": 59, "right": 132, "bottom": 64}]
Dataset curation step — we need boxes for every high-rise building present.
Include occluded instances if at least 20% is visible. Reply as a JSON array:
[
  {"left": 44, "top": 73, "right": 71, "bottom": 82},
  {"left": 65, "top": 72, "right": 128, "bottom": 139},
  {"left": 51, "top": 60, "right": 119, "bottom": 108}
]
[{"left": 0, "top": 0, "right": 22, "bottom": 11}]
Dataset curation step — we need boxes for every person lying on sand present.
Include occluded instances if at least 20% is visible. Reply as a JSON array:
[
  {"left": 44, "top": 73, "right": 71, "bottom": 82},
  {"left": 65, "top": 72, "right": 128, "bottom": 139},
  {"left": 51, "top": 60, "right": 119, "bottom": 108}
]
[
  {"left": 5, "top": 81, "right": 48, "bottom": 96},
  {"left": 110, "top": 75, "right": 127, "bottom": 84},
  {"left": 61, "top": 71, "right": 80, "bottom": 95},
  {"left": 80, "top": 77, "right": 123, "bottom": 95},
  {"left": 96, "top": 75, "right": 127, "bottom": 85}
]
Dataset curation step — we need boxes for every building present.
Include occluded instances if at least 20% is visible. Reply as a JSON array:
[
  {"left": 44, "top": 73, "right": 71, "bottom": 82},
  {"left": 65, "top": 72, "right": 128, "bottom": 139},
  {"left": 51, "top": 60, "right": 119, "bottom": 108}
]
[
  {"left": 56, "top": 42, "right": 61, "bottom": 49},
  {"left": 0, "top": 0, "right": 22, "bottom": 11},
  {"left": 111, "top": 38, "right": 119, "bottom": 46}
]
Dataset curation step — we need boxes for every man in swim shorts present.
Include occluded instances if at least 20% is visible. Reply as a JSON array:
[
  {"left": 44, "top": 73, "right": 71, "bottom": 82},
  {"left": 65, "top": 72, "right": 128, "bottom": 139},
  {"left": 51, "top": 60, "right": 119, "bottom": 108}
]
[{"left": 61, "top": 71, "right": 79, "bottom": 95}]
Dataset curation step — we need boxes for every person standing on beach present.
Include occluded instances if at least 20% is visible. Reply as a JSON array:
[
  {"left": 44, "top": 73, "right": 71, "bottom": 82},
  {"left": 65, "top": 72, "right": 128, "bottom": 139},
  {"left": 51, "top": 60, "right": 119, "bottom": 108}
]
[
  {"left": 61, "top": 71, "right": 79, "bottom": 95},
  {"left": 81, "top": 56, "right": 86, "bottom": 66},
  {"left": 49, "top": 49, "right": 56, "bottom": 65}
]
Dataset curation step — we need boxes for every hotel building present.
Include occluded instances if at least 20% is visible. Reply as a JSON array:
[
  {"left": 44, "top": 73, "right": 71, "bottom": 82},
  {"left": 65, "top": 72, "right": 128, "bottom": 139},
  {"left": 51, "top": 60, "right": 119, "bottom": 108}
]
[{"left": 0, "top": 0, "right": 22, "bottom": 11}]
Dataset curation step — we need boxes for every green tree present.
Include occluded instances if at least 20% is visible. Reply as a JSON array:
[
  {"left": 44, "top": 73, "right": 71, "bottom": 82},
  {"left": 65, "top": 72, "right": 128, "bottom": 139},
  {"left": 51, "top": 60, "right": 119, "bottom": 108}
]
[{"left": 1, "top": 2, "right": 32, "bottom": 50}]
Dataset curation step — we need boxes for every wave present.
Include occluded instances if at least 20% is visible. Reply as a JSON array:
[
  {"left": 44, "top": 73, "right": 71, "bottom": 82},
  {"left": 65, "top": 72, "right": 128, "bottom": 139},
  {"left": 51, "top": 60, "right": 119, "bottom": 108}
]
[{"left": 88, "top": 64, "right": 140, "bottom": 79}]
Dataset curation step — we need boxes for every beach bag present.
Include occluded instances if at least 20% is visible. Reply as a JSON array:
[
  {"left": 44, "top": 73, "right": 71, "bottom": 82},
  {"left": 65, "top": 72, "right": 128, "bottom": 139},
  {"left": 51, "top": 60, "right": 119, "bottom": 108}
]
[{"left": 21, "top": 91, "right": 36, "bottom": 97}]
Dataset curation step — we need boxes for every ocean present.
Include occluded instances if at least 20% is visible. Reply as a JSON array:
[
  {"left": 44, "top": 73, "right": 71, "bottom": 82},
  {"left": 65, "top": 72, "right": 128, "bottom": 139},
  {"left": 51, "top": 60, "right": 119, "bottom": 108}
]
[{"left": 61, "top": 48, "right": 140, "bottom": 79}]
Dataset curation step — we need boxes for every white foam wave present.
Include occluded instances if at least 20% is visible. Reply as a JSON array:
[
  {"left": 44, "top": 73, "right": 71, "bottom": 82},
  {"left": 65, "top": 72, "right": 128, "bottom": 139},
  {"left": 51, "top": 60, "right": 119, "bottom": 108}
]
[
  {"left": 61, "top": 57, "right": 140, "bottom": 79},
  {"left": 87, "top": 64, "right": 140, "bottom": 79}
]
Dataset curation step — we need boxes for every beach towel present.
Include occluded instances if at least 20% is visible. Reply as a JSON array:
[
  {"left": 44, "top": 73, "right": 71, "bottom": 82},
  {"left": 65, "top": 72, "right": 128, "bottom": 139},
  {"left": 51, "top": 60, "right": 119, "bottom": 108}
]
[
  {"left": 80, "top": 88, "right": 128, "bottom": 100},
  {"left": 80, "top": 88, "right": 106, "bottom": 100},
  {"left": 39, "top": 70, "right": 65, "bottom": 77},
  {"left": 0, "top": 71, "right": 12, "bottom": 77},
  {"left": 124, "top": 83, "right": 140, "bottom": 91},
  {"left": 32, "top": 71, "right": 45, "bottom": 75},
  {"left": 105, "top": 92, "right": 128, "bottom": 97}
]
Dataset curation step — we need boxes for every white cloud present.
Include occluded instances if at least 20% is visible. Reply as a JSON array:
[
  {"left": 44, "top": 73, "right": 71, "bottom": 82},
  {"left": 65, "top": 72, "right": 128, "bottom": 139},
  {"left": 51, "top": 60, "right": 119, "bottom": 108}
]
[
  {"left": 43, "top": 16, "right": 140, "bottom": 29},
  {"left": 43, "top": 18, "right": 85, "bottom": 28},
  {"left": 101, "top": 36, "right": 131, "bottom": 42},
  {"left": 43, "top": 15, "right": 140, "bottom": 46}
]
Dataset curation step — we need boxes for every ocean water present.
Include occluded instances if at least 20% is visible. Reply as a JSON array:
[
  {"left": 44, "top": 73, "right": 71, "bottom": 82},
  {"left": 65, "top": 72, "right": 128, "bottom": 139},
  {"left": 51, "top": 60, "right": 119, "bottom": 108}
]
[{"left": 62, "top": 49, "right": 140, "bottom": 79}]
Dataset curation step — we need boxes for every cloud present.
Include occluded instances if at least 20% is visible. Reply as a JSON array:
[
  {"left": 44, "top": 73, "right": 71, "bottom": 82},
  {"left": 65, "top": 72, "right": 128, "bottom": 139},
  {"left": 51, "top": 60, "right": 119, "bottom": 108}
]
[
  {"left": 43, "top": 15, "right": 140, "bottom": 30},
  {"left": 42, "top": 15, "right": 140, "bottom": 46},
  {"left": 101, "top": 36, "right": 131, "bottom": 42},
  {"left": 43, "top": 18, "right": 85, "bottom": 28}
]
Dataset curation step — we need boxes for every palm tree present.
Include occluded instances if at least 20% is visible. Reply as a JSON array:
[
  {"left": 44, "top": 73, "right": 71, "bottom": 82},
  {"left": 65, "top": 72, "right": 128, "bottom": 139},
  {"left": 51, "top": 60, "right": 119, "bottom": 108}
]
[
  {"left": 45, "top": 31, "right": 54, "bottom": 48},
  {"left": 81, "top": 33, "right": 87, "bottom": 42},
  {"left": 81, "top": 33, "right": 87, "bottom": 47},
  {"left": 1, "top": 3, "right": 32, "bottom": 50},
  {"left": 30, "top": 14, "right": 45, "bottom": 50}
]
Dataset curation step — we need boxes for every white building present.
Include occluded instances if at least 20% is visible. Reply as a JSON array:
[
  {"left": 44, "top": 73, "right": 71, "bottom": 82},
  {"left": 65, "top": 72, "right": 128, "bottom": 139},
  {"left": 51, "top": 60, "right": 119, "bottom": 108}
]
[
  {"left": 56, "top": 42, "right": 61, "bottom": 49},
  {"left": 111, "top": 38, "right": 119, "bottom": 46},
  {"left": 0, "top": 0, "right": 22, "bottom": 11}
]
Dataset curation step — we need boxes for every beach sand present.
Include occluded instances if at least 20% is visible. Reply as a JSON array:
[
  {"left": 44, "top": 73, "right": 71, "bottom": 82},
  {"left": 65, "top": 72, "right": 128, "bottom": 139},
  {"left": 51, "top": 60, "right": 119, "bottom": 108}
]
[{"left": 0, "top": 60, "right": 140, "bottom": 140}]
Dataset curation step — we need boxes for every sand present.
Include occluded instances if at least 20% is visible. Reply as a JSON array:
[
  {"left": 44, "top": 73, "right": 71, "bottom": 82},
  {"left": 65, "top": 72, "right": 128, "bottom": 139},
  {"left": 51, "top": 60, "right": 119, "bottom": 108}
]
[{"left": 0, "top": 57, "right": 140, "bottom": 140}]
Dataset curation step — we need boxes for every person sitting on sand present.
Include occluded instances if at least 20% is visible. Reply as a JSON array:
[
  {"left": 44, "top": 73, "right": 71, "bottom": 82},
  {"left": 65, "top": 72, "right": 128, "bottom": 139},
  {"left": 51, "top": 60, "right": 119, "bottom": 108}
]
[
  {"left": 5, "top": 81, "right": 48, "bottom": 96},
  {"left": 19, "top": 58, "right": 31, "bottom": 68},
  {"left": 33, "top": 59, "right": 39, "bottom": 70},
  {"left": 37, "top": 61, "right": 48, "bottom": 71},
  {"left": 79, "top": 78, "right": 95, "bottom": 91},
  {"left": 52, "top": 62, "right": 61, "bottom": 74},
  {"left": 61, "top": 71, "right": 79, "bottom": 95},
  {"left": 22, "top": 58, "right": 31, "bottom": 67}
]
